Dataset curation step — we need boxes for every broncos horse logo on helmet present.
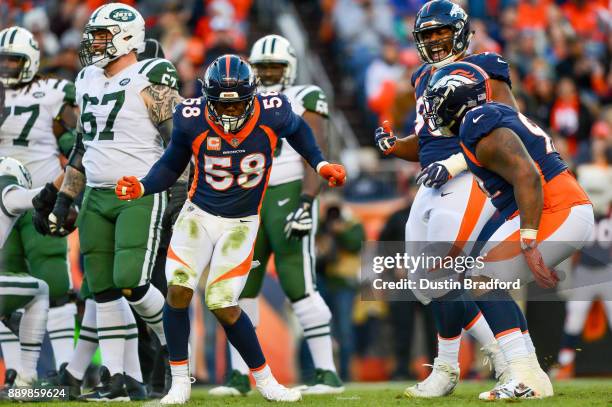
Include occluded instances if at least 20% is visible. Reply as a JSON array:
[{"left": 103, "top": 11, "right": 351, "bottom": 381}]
[
  {"left": 413, "top": 0, "right": 472, "bottom": 67},
  {"left": 203, "top": 54, "right": 257, "bottom": 134},
  {"left": 423, "top": 62, "right": 491, "bottom": 136}
]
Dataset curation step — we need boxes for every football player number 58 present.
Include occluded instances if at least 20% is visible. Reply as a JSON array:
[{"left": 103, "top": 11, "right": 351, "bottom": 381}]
[
  {"left": 205, "top": 153, "right": 266, "bottom": 191},
  {"left": 260, "top": 91, "right": 282, "bottom": 109}
]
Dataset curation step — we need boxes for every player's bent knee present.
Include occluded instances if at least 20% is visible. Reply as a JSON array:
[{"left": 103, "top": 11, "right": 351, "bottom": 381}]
[
  {"left": 292, "top": 292, "right": 332, "bottom": 329},
  {"left": 211, "top": 305, "right": 241, "bottom": 326},
  {"left": 166, "top": 285, "right": 193, "bottom": 308},
  {"left": 122, "top": 283, "right": 150, "bottom": 301}
]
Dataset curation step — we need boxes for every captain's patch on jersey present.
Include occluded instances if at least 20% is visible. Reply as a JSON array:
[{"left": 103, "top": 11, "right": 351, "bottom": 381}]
[{"left": 207, "top": 136, "right": 221, "bottom": 151}]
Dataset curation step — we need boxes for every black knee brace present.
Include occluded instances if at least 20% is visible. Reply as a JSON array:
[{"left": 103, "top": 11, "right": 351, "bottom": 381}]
[
  {"left": 94, "top": 288, "right": 123, "bottom": 303},
  {"left": 123, "top": 283, "right": 150, "bottom": 302}
]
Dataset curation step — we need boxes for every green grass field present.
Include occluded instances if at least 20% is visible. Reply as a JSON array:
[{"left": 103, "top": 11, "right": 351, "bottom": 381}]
[{"left": 1, "top": 379, "right": 611, "bottom": 406}]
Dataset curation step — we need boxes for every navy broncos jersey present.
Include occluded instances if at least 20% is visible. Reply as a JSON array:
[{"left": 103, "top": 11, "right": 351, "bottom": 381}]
[
  {"left": 162, "top": 92, "right": 321, "bottom": 218},
  {"left": 411, "top": 52, "right": 511, "bottom": 167},
  {"left": 459, "top": 102, "right": 568, "bottom": 219}
]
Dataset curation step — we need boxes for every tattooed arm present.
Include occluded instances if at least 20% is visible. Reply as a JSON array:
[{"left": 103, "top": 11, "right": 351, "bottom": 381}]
[
  {"left": 141, "top": 83, "right": 182, "bottom": 144},
  {"left": 141, "top": 84, "right": 190, "bottom": 220}
]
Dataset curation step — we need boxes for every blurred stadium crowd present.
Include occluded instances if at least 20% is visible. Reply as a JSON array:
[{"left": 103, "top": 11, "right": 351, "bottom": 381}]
[{"left": 1, "top": 0, "right": 611, "bottom": 386}]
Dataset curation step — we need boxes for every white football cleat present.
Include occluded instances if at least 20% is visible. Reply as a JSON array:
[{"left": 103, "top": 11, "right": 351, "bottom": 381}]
[
  {"left": 256, "top": 377, "right": 302, "bottom": 402},
  {"left": 527, "top": 353, "right": 554, "bottom": 397},
  {"left": 479, "top": 379, "right": 537, "bottom": 400},
  {"left": 14, "top": 373, "right": 36, "bottom": 387},
  {"left": 481, "top": 343, "right": 511, "bottom": 386},
  {"left": 160, "top": 376, "right": 192, "bottom": 405},
  {"left": 403, "top": 358, "right": 459, "bottom": 398}
]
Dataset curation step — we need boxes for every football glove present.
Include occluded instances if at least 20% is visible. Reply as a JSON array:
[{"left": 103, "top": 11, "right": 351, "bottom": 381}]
[
  {"left": 416, "top": 162, "right": 451, "bottom": 189},
  {"left": 32, "top": 182, "right": 59, "bottom": 235},
  {"left": 374, "top": 120, "right": 397, "bottom": 155},
  {"left": 520, "top": 229, "right": 559, "bottom": 289},
  {"left": 115, "top": 176, "right": 144, "bottom": 200},
  {"left": 48, "top": 192, "right": 74, "bottom": 237},
  {"left": 284, "top": 194, "right": 314, "bottom": 239},
  {"left": 317, "top": 162, "right": 346, "bottom": 187}
]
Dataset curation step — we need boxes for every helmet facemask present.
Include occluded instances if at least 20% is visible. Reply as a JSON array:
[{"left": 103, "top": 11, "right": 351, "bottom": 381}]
[
  {"left": 252, "top": 62, "right": 288, "bottom": 92},
  {"left": 0, "top": 53, "right": 29, "bottom": 87},
  {"left": 415, "top": 23, "right": 469, "bottom": 68},
  {"left": 79, "top": 26, "right": 126, "bottom": 68},
  {"left": 207, "top": 94, "right": 255, "bottom": 134}
]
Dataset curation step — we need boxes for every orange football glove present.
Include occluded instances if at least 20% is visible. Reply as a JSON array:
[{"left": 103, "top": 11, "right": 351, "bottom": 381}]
[
  {"left": 520, "top": 230, "right": 558, "bottom": 288},
  {"left": 115, "top": 176, "right": 144, "bottom": 201},
  {"left": 318, "top": 162, "right": 347, "bottom": 187}
]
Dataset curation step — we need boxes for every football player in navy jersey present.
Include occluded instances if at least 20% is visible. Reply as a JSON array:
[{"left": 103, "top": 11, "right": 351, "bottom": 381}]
[
  {"left": 423, "top": 61, "right": 593, "bottom": 399},
  {"left": 115, "top": 55, "right": 346, "bottom": 404},
  {"left": 374, "top": 0, "right": 512, "bottom": 397}
]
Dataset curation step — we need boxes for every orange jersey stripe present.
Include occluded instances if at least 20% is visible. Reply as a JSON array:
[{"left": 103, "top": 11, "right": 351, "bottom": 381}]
[
  {"left": 210, "top": 241, "right": 256, "bottom": 286},
  {"left": 257, "top": 125, "right": 278, "bottom": 214},
  {"left": 495, "top": 327, "right": 521, "bottom": 339},
  {"left": 447, "top": 178, "right": 488, "bottom": 258},
  {"left": 460, "top": 142, "right": 483, "bottom": 167},
  {"left": 464, "top": 311, "right": 483, "bottom": 330},
  {"left": 250, "top": 362, "right": 267, "bottom": 372},
  {"left": 189, "top": 131, "right": 208, "bottom": 200},
  {"left": 167, "top": 245, "right": 192, "bottom": 271}
]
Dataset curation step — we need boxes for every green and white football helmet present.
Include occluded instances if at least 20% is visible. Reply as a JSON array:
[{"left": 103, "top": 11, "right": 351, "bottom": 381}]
[
  {"left": 0, "top": 157, "right": 32, "bottom": 189},
  {"left": 0, "top": 27, "right": 40, "bottom": 87},
  {"left": 79, "top": 2, "right": 145, "bottom": 68},
  {"left": 249, "top": 34, "right": 297, "bottom": 92}
]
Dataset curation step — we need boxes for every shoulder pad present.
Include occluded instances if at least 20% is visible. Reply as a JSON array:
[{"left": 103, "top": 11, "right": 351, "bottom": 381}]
[
  {"left": 460, "top": 104, "right": 504, "bottom": 148},
  {"left": 300, "top": 85, "right": 329, "bottom": 118},
  {"left": 59, "top": 80, "right": 76, "bottom": 105},
  {"left": 140, "top": 58, "right": 179, "bottom": 90},
  {"left": 464, "top": 52, "right": 511, "bottom": 88},
  {"left": 77, "top": 67, "right": 87, "bottom": 81}
]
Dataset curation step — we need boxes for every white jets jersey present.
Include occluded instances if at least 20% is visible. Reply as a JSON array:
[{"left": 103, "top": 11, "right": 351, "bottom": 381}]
[
  {"left": 0, "top": 78, "right": 74, "bottom": 187},
  {"left": 75, "top": 58, "right": 179, "bottom": 187},
  {"left": 268, "top": 84, "right": 329, "bottom": 186}
]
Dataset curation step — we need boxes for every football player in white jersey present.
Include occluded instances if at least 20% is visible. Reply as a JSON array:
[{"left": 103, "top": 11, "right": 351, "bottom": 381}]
[
  {"left": 0, "top": 157, "right": 64, "bottom": 389},
  {"left": 33, "top": 3, "right": 182, "bottom": 401},
  {"left": 209, "top": 34, "right": 343, "bottom": 396},
  {"left": 0, "top": 26, "right": 78, "bottom": 383}
]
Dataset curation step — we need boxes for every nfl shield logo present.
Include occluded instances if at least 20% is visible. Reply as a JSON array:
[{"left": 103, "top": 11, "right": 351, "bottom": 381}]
[
  {"left": 207, "top": 137, "right": 221, "bottom": 151},
  {"left": 231, "top": 138, "right": 239, "bottom": 147}
]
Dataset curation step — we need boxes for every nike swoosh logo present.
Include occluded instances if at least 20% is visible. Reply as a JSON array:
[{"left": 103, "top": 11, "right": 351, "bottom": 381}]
[
  {"left": 513, "top": 388, "right": 532, "bottom": 398},
  {"left": 441, "top": 192, "right": 452, "bottom": 197},
  {"left": 473, "top": 114, "right": 484, "bottom": 124},
  {"left": 497, "top": 57, "right": 507, "bottom": 64},
  {"left": 239, "top": 220, "right": 251, "bottom": 223},
  {"left": 166, "top": 67, "right": 176, "bottom": 73},
  {"left": 278, "top": 198, "right": 290, "bottom": 206}
]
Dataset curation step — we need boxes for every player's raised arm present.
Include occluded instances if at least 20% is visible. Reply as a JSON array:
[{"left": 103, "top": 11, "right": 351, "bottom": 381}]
[
  {"left": 374, "top": 121, "right": 420, "bottom": 161},
  {"left": 280, "top": 108, "right": 346, "bottom": 187},
  {"left": 115, "top": 112, "right": 192, "bottom": 201}
]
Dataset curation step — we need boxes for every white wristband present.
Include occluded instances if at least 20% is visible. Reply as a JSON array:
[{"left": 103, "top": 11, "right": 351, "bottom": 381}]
[
  {"left": 316, "top": 161, "right": 329, "bottom": 174},
  {"left": 520, "top": 228, "right": 538, "bottom": 240},
  {"left": 438, "top": 152, "right": 468, "bottom": 177}
]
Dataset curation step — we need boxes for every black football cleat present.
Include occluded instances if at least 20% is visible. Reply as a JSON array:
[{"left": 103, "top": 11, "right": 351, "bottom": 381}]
[
  {"left": 79, "top": 369, "right": 129, "bottom": 402},
  {"left": 58, "top": 365, "right": 82, "bottom": 400},
  {"left": 124, "top": 375, "right": 147, "bottom": 401}
]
